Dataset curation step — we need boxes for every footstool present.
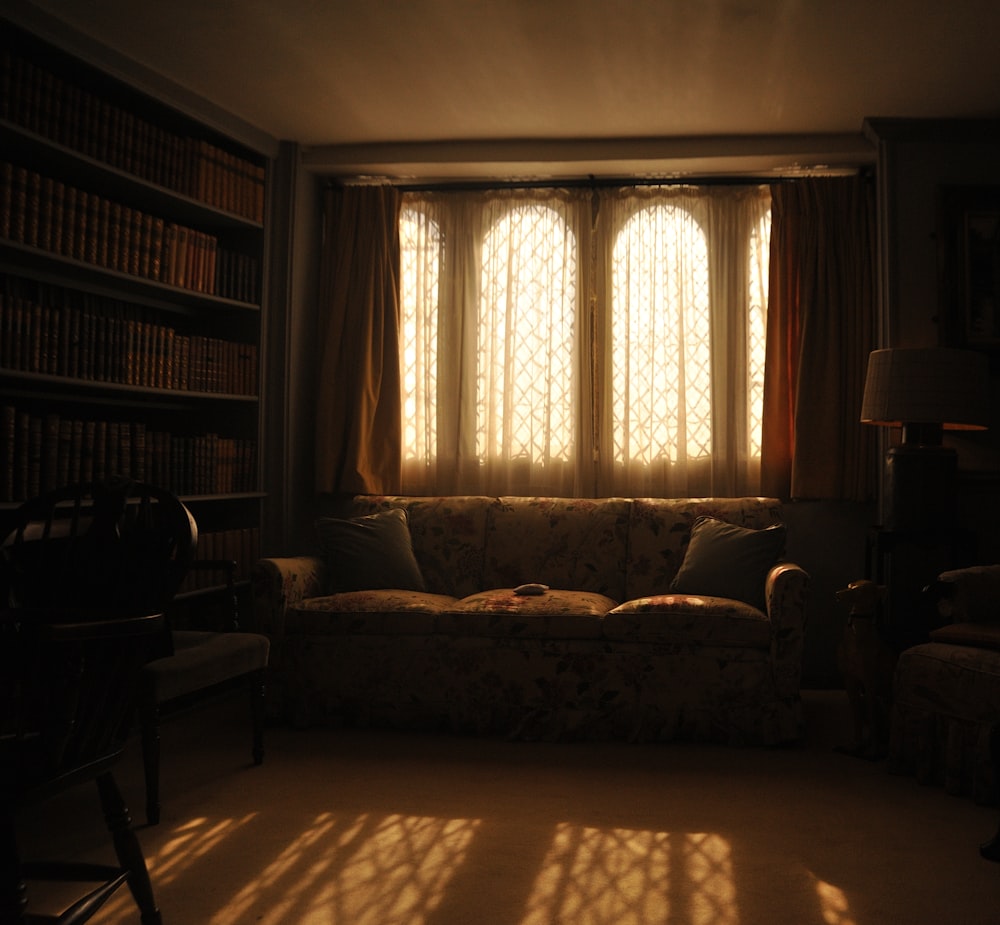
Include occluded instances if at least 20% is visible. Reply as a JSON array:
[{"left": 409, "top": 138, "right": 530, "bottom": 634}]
[{"left": 889, "top": 624, "right": 1000, "bottom": 804}]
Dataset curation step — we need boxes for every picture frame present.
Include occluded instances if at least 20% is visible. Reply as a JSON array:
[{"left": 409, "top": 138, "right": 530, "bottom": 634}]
[{"left": 938, "top": 185, "right": 1000, "bottom": 351}]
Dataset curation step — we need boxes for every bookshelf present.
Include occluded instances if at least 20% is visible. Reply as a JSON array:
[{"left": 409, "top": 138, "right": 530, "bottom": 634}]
[{"left": 0, "top": 18, "right": 271, "bottom": 600}]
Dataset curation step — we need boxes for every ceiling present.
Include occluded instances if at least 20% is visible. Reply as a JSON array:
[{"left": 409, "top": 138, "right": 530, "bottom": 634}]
[{"left": 15, "top": 0, "right": 1000, "bottom": 181}]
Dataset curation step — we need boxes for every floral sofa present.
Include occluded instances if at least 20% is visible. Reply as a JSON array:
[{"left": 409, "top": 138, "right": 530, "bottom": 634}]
[{"left": 252, "top": 495, "right": 810, "bottom": 745}]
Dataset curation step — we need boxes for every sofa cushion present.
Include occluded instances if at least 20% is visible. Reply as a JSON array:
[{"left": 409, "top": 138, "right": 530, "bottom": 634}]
[
  {"left": 288, "top": 590, "right": 459, "bottom": 636},
  {"left": 438, "top": 589, "right": 617, "bottom": 639},
  {"left": 669, "top": 516, "right": 785, "bottom": 611},
  {"left": 315, "top": 508, "right": 426, "bottom": 593},
  {"left": 929, "top": 622, "right": 1000, "bottom": 651},
  {"left": 604, "top": 595, "right": 771, "bottom": 647},
  {"left": 350, "top": 496, "right": 492, "bottom": 598},
  {"left": 482, "top": 497, "right": 630, "bottom": 600}
]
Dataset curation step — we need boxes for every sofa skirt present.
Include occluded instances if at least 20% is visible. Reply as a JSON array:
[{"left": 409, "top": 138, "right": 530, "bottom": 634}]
[
  {"left": 282, "top": 631, "right": 801, "bottom": 746},
  {"left": 889, "top": 642, "right": 1000, "bottom": 804}
]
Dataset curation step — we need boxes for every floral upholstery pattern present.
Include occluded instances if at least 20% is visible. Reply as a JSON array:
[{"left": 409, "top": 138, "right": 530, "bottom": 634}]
[
  {"left": 483, "top": 497, "right": 631, "bottom": 600},
  {"left": 350, "top": 495, "right": 492, "bottom": 598},
  {"left": 253, "top": 495, "right": 810, "bottom": 744},
  {"left": 439, "top": 589, "right": 618, "bottom": 639},
  {"left": 624, "top": 497, "right": 784, "bottom": 601},
  {"left": 283, "top": 632, "right": 801, "bottom": 745},
  {"left": 604, "top": 595, "right": 772, "bottom": 647},
  {"left": 251, "top": 554, "right": 326, "bottom": 716}
]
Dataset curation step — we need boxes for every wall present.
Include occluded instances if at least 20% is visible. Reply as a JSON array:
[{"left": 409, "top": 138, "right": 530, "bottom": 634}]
[{"left": 785, "top": 500, "right": 876, "bottom": 688}]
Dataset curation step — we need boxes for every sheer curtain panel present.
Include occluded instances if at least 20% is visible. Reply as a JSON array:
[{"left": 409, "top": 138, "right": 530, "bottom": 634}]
[{"left": 399, "top": 185, "right": 773, "bottom": 498}]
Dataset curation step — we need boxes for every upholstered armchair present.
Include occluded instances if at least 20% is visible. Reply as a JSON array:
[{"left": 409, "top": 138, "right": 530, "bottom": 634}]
[{"left": 889, "top": 565, "right": 1000, "bottom": 806}]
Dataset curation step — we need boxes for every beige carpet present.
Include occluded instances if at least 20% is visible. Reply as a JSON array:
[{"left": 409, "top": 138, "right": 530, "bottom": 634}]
[{"left": 16, "top": 691, "right": 1000, "bottom": 925}]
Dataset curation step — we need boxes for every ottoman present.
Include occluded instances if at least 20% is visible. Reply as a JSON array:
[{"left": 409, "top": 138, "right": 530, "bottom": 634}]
[{"left": 888, "top": 631, "right": 1000, "bottom": 804}]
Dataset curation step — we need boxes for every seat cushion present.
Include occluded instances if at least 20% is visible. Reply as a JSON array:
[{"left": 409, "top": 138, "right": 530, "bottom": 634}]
[
  {"left": 439, "top": 589, "right": 618, "bottom": 639},
  {"left": 929, "top": 622, "right": 1000, "bottom": 650},
  {"left": 143, "top": 631, "right": 270, "bottom": 703},
  {"left": 604, "top": 595, "right": 771, "bottom": 647},
  {"left": 288, "top": 591, "right": 458, "bottom": 636}
]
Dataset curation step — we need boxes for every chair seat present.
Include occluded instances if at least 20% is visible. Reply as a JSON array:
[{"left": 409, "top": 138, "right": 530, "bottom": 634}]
[{"left": 143, "top": 631, "right": 270, "bottom": 703}]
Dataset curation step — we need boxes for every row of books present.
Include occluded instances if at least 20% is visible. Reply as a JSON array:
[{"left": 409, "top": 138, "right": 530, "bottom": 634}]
[
  {"left": 1, "top": 406, "right": 257, "bottom": 503},
  {"left": 176, "top": 526, "right": 261, "bottom": 593},
  {"left": 0, "top": 160, "right": 263, "bottom": 303},
  {"left": 0, "top": 284, "right": 259, "bottom": 395},
  {"left": 1, "top": 47, "right": 266, "bottom": 222}
]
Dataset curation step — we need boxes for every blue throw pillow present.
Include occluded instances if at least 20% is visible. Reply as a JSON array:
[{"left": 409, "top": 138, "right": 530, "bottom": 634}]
[
  {"left": 669, "top": 515, "right": 786, "bottom": 611},
  {"left": 315, "top": 508, "right": 426, "bottom": 593}
]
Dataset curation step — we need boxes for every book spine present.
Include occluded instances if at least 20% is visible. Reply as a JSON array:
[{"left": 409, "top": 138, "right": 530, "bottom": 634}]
[{"left": 1, "top": 404, "right": 15, "bottom": 502}]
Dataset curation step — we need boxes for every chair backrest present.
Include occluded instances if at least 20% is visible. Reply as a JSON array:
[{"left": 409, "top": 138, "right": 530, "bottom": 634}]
[
  {"left": 1, "top": 612, "right": 166, "bottom": 795},
  {"left": 1, "top": 479, "right": 198, "bottom": 615},
  {"left": 1, "top": 479, "right": 197, "bottom": 795}
]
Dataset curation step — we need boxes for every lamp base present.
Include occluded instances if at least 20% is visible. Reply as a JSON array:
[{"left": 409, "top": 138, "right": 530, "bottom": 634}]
[{"left": 883, "top": 443, "right": 958, "bottom": 532}]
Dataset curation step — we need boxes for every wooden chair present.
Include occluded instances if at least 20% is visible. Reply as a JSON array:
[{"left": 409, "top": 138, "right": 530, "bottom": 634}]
[
  {"left": 2, "top": 478, "right": 269, "bottom": 837},
  {"left": 1, "top": 479, "right": 183, "bottom": 923},
  {"left": 139, "top": 554, "right": 269, "bottom": 825},
  {"left": 1, "top": 612, "right": 166, "bottom": 924}
]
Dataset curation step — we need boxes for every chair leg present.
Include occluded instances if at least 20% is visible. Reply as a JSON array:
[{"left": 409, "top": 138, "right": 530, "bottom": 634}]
[
  {"left": 981, "top": 722, "right": 1000, "bottom": 861},
  {"left": 96, "top": 771, "right": 162, "bottom": 925},
  {"left": 1, "top": 802, "right": 28, "bottom": 924},
  {"left": 251, "top": 668, "right": 266, "bottom": 766},
  {"left": 141, "top": 699, "right": 162, "bottom": 826}
]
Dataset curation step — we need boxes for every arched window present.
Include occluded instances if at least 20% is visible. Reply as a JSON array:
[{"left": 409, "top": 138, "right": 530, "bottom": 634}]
[
  {"left": 477, "top": 203, "right": 577, "bottom": 464},
  {"left": 611, "top": 202, "right": 712, "bottom": 466}
]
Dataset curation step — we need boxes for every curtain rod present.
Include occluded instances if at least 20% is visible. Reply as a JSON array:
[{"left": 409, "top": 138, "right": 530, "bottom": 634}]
[{"left": 330, "top": 168, "right": 867, "bottom": 194}]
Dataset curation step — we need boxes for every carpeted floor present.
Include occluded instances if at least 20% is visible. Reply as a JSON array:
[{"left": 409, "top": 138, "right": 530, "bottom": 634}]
[{"left": 15, "top": 691, "right": 1000, "bottom": 924}]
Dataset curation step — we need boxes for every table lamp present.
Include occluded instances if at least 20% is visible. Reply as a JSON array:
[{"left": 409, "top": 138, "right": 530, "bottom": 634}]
[{"left": 860, "top": 347, "right": 989, "bottom": 531}]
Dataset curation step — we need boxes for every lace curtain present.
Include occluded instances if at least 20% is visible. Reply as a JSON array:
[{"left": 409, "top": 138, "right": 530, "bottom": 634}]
[{"left": 399, "top": 185, "right": 771, "bottom": 498}]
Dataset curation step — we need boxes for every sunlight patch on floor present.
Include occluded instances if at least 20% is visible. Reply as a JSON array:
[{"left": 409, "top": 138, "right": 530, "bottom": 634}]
[
  {"left": 812, "top": 875, "right": 856, "bottom": 925},
  {"left": 84, "top": 813, "right": 259, "bottom": 924},
  {"left": 520, "top": 825, "right": 738, "bottom": 925},
  {"left": 291, "top": 813, "right": 480, "bottom": 925},
  {"left": 81, "top": 814, "right": 859, "bottom": 925}
]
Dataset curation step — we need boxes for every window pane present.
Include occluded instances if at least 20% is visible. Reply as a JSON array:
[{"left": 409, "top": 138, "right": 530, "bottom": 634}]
[
  {"left": 477, "top": 204, "right": 576, "bottom": 463},
  {"left": 611, "top": 204, "right": 711, "bottom": 465},
  {"left": 400, "top": 207, "right": 441, "bottom": 464},
  {"left": 748, "top": 209, "right": 770, "bottom": 458}
]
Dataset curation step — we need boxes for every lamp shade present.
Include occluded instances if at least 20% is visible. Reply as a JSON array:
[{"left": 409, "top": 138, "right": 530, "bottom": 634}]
[{"left": 860, "top": 347, "right": 990, "bottom": 431}]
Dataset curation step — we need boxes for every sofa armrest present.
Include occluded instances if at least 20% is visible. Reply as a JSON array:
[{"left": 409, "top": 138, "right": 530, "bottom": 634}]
[
  {"left": 251, "top": 555, "right": 327, "bottom": 717},
  {"left": 765, "top": 562, "right": 810, "bottom": 699},
  {"left": 252, "top": 555, "right": 327, "bottom": 640},
  {"left": 932, "top": 565, "right": 1000, "bottom": 624}
]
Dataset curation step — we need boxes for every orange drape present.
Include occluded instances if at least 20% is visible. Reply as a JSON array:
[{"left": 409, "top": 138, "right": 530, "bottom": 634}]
[
  {"left": 762, "top": 176, "right": 877, "bottom": 501},
  {"left": 315, "top": 186, "right": 402, "bottom": 495}
]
